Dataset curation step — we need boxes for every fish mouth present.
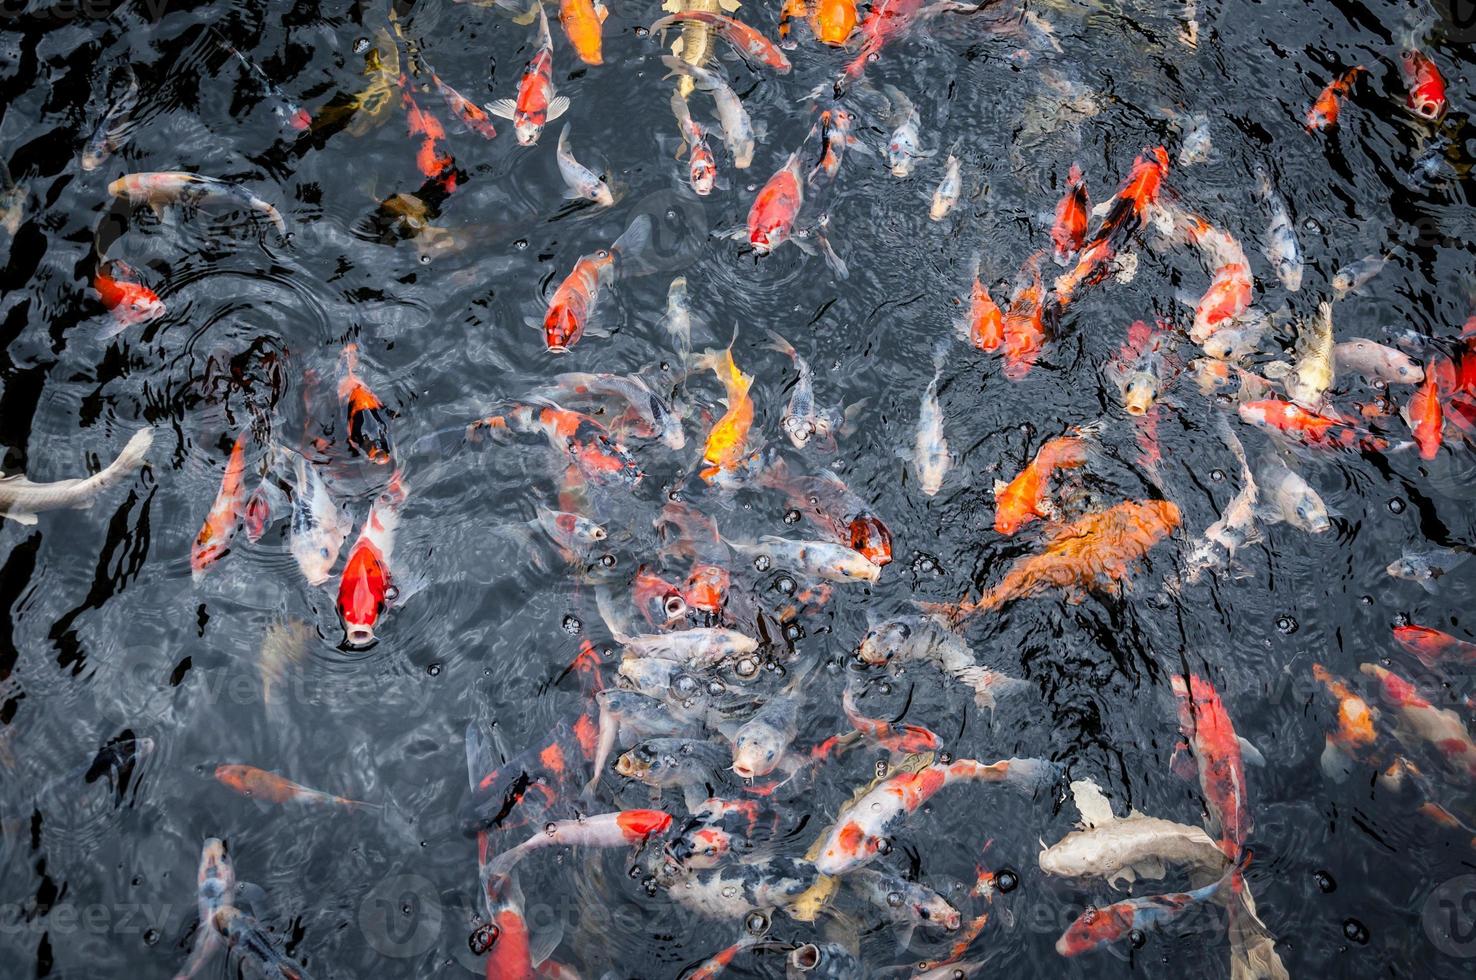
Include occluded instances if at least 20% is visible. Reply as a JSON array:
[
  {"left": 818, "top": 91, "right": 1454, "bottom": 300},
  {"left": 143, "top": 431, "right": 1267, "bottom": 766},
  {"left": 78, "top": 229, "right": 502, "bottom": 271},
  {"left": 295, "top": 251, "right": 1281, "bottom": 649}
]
[
  {"left": 546, "top": 345, "right": 571, "bottom": 355},
  {"left": 344, "top": 624, "right": 376, "bottom": 647},
  {"left": 788, "top": 944, "right": 821, "bottom": 971}
]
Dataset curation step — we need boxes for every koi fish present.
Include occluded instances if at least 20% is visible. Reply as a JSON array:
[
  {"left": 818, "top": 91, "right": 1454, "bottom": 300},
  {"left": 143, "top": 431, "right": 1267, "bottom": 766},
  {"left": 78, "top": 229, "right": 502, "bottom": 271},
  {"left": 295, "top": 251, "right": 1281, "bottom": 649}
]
[
  {"left": 1393, "top": 624, "right": 1476, "bottom": 669},
  {"left": 338, "top": 344, "right": 394, "bottom": 463},
  {"left": 858, "top": 615, "right": 1030, "bottom": 711},
  {"left": 850, "top": 865, "right": 961, "bottom": 943},
  {"left": 556, "top": 124, "right": 614, "bottom": 206},
  {"left": 428, "top": 69, "right": 497, "bottom": 139},
  {"left": 763, "top": 330, "right": 842, "bottom": 449},
  {"left": 560, "top": 0, "right": 609, "bottom": 65},
  {"left": 1171, "top": 673, "right": 1249, "bottom": 855},
  {"left": 882, "top": 85, "right": 929, "bottom": 178},
  {"left": 1360, "top": 662, "right": 1476, "bottom": 781},
  {"left": 534, "top": 506, "right": 607, "bottom": 554},
  {"left": 220, "top": 41, "right": 313, "bottom": 132},
  {"left": 289, "top": 452, "right": 350, "bottom": 586},
  {"left": 661, "top": 56, "right": 755, "bottom": 169},
  {"left": 724, "top": 536, "right": 880, "bottom": 584},
  {"left": 1051, "top": 164, "right": 1088, "bottom": 265},
  {"left": 1255, "top": 450, "right": 1331, "bottom": 533},
  {"left": 842, "top": 0, "right": 924, "bottom": 81},
  {"left": 696, "top": 340, "right": 756, "bottom": 482},
  {"left": 192, "top": 430, "right": 250, "bottom": 581},
  {"left": 922, "top": 500, "right": 1180, "bottom": 622},
  {"left": 807, "top": 107, "right": 861, "bottom": 184},
  {"left": 671, "top": 93, "right": 718, "bottom": 195},
  {"left": 475, "top": 402, "right": 645, "bottom": 488},
  {"left": 94, "top": 259, "right": 166, "bottom": 335},
  {"left": 1404, "top": 373, "right": 1444, "bottom": 459},
  {"left": 1039, "top": 779, "right": 1228, "bottom": 887},
  {"left": 214, "top": 764, "right": 372, "bottom": 808},
  {"left": 957, "top": 259, "right": 1003, "bottom": 352},
  {"left": 810, "top": 0, "right": 857, "bottom": 44},
  {"left": 538, "top": 371, "right": 684, "bottom": 449},
  {"left": 930, "top": 154, "right": 961, "bottom": 221},
  {"left": 543, "top": 214, "right": 651, "bottom": 352},
  {"left": 1105, "top": 319, "right": 1173, "bottom": 417},
  {"left": 1172, "top": 212, "right": 1252, "bottom": 346},
  {"left": 1400, "top": 49, "right": 1447, "bottom": 121},
  {"left": 400, "top": 81, "right": 457, "bottom": 190},
  {"left": 1306, "top": 66, "right": 1363, "bottom": 131},
  {"left": 337, "top": 471, "right": 407, "bottom": 647},
  {"left": 1331, "top": 251, "right": 1393, "bottom": 298},
  {"left": 1056, "top": 864, "right": 1234, "bottom": 956},
  {"left": 1053, "top": 147, "right": 1169, "bottom": 307},
  {"left": 175, "top": 839, "right": 235, "bottom": 980},
  {"left": 1333, "top": 339, "right": 1423, "bottom": 385},
  {"left": 1237, "top": 398, "right": 1384, "bottom": 451},
  {"left": 650, "top": 11, "right": 791, "bottom": 72},
  {"left": 210, "top": 906, "right": 317, "bottom": 980},
  {"left": 993, "top": 425, "right": 1095, "bottom": 536},
  {"left": 1386, "top": 548, "right": 1470, "bottom": 594},
  {"left": 1274, "top": 301, "right": 1335, "bottom": 408},
  {"left": 486, "top": 809, "right": 673, "bottom": 878},
  {"left": 489, "top": 5, "right": 570, "bottom": 146},
  {"left": 81, "top": 67, "right": 140, "bottom": 171},
  {"left": 841, "top": 685, "right": 941, "bottom": 758},
  {"left": 0, "top": 427, "right": 152, "bottom": 525},
  {"left": 1310, "top": 664, "right": 1379, "bottom": 780},
  {"left": 633, "top": 565, "right": 688, "bottom": 625},
  {"left": 746, "top": 152, "right": 804, "bottom": 254},
  {"left": 108, "top": 171, "right": 286, "bottom": 234},
  {"left": 597, "top": 587, "right": 757, "bottom": 669},
  {"left": 1252, "top": 164, "right": 1302, "bottom": 292},
  {"left": 914, "top": 343, "right": 949, "bottom": 495},
  {"left": 814, "top": 757, "right": 1057, "bottom": 875}
]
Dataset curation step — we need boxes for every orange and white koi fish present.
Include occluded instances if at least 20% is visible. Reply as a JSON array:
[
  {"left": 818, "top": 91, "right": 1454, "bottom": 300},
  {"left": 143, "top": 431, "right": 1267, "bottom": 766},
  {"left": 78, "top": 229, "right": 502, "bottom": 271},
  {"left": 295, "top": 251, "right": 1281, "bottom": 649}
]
[
  {"left": 814, "top": 757, "right": 1057, "bottom": 874},
  {"left": 1361, "top": 662, "right": 1476, "bottom": 781},
  {"left": 650, "top": 11, "right": 790, "bottom": 72},
  {"left": 560, "top": 0, "right": 609, "bottom": 65},
  {"left": 489, "top": 5, "right": 570, "bottom": 145},
  {"left": 956, "top": 259, "right": 1003, "bottom": 352},
  {"left": 338, "top": 343, "right": 394, "bottom": 463},
  {"left": 671, "top": 93, "right": 718, "bottom": 195},
  {"left": 477, "top": 870, "right": 539, "bottom": 980},
  {"left": 191, "top": 430, "right": 250, "bottom": 582},
  {"left": 428, "top": 69, "right": 497, "bottom": 139},
  {"left": 337, "top": 472, "right": 407, "bottom": 647},
  {"left": 1056, "top": 862, "right": 1236, "bottom": 957},
  {"left": 1051, "top": 164, "right": 1088, "bottom": 266},
  {"left": 1171, "top": 673, "right": 1250, "bottom": 856},
  {"left": 1237, "top": 398, "right": 1385, "bottom": 451},
  {"left": 841, "top": 685, "right": 941, "bottom": 757},
  {"left": 993, "top": 425, "right": 1095, "bottom": 535},
  {"left": 1400, "top": 49, "right": 1447, "bottom": 122},
  {"left": 696, "top": 340, "right": 756, "bottom": 483},
  {"left": 1306, "top": 66, "right": 1364, "bottom": 131},
  {"left": 94, "top": 260, "right": 165, "bottom": 336},
  {"left": 1310, "top": 664, "right": 1379, "bottom": 780},
  {"left": 214, "top": 764, "right": 373, "bottom": 808},
  {"left": 474, "top": 402, "right": 644, "bottom": 488},
  {"left": 1001, "top": 252, "right": 1047, "bottom": 380},
  {"left": 1394, "top": 624, "right": 1476, "bottom": 669},
  {"left": 487, "top": 809, "right": 672, "bottom": 878},
  {"left": 1053, "top": 147, "right": 1169, "bottom": 308},
  {"left": 923, "top": 499, "right": 1180, "bottom": 622},
  {"left": 1173, "top": 212, "right": 1252, "bottom": 346},
  {"left": 543, "top": 214, "right": 651, "bottom": 352},
  {"left": 841, "top": 0, "right": 924, "bottom": 81},
  {"left": 747, "top": 152, "right": 803, "bottom": 255}
]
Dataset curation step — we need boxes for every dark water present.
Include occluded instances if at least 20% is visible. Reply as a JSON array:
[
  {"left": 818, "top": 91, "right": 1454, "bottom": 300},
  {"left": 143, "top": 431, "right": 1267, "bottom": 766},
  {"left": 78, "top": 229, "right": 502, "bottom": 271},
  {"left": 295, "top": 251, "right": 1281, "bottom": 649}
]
[{"left": 2, "top": 0, "right": 1476, "bottom": 977}]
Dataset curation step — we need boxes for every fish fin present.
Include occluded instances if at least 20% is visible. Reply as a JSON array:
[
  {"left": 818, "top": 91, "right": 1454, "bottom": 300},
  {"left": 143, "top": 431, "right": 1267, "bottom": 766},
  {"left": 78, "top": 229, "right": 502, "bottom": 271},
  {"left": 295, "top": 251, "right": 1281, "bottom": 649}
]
[
  {"left": 486, "top": 98, "right": 517, "bottom": 120},
  {"left": 894, "top": 920, "right": 917, "bottom": 950},
  {"left": 528, "top": 907, "right": 565, "bottom": 967},
  {"left": 1130, "top": 856, "right": 1167, "bottom": 882},
  {"left": 816, "top": 231, "right": 849, "bottom": 279},
  {"left": 1260, "top": 360, "right": 1292, "bottom": 380},
  {"left": 1169, "top": 739, "right": 1196, "bottom": 781},
  {"left": 3, "top": 510, "right": 38, "bottom": 525},
  {"left": 1237, "top": 737, "right": 1266, "bottom": 767},
  {"left": 1319, "top": 739, "right": 1351, "bottom": 782},
  {"left": 594, "top": 0, "right": 608, "bottom": 22},
  {"left": 681, "top": 781, "right": 709, "bottom": 813},
  {"left": 1067, "top": 778, "right": 1117, "bottom": 828},
  {"left": 464, "top": 720, "right": 498, "bottom": 792},
  {"left": 1419, "top": 576, "right": 1441, "bottom": 595},
  {"left": 547, "top": 95, "right": 571, "bottom": 122}
]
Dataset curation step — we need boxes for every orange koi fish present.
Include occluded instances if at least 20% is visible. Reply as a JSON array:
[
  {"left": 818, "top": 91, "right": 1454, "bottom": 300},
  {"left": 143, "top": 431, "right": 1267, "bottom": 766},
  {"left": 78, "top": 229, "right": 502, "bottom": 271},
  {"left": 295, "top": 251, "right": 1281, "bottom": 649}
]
[
  {"left": 490, "top": 5, "right": 570, "bottom": 145},
  {"left": 1405, "top": 373, "right": 1444, "bottom": 459},
  {"left": 1306, "top": 66, "right": 1364, "bottom": 131},
  {"left": 1311, "top": 663, "right": 1379, "bottom": 780},
  {"left": 543, "top": 214, "right": 650, "bottom": 352},
  {"left": 685, "top": 563, "right": 730, "bottom": 612},
  {"left": 957, "top": 260, "right": 1003, "bottom": 352},
  {"left": 429, "top": 70, "right": 497, "bottom": 139},
  {"left": 94, "top": 260, "right": 165, "bottom": 335},
  {"left": 748, "top": 153, "right": 804, "bottom": 254},
  {"left": 1171, "top": 674, "right": 1249, "bottom": 856},
  {"left": 338, "top": 343, "right": 394, "bottom": 463},
  {"left": 779, "top": 0, "right": 857, "bottom": 45},
  {"left": 475, "top": 403, "right": 644, "bottom": 488},
  {"left": 924, "top": 500, "right": 1180, "bottom": 622},
  {"left": 634, "top": 565, "right": 688, "bottom": 625},
  {"left": 1002, "top": 252, "right": 1046, "bottom": 380},
  {"left": 696, "top": 341, "right": 756, "bottom": 482},
  {"left": 191, "top": 429, "right": 250, "bottom": 581},
  {"left": 560, "top": 0, "right": 609, "bottom": 66},
  {"left": 214, "top": 763, "right": 372, "bottom": 808},
  {"left": 1393, "top": 624, "right": 1476, "bottom": 670},
  {"left": 1237, "top": 398, "right": 1384, "bottom": 451},
  {"left": 1053, "top": 147, "right": 1169, "bottom": 308},
  {"left": 337, "top": 472, "right": 407, "bottom": 647},
  {"left": 1361, "top": 662, "right": 1476, "bottom": 782},
  {"left": 841, "top": 685, "right": 940, "bottom": 757},
  {"left": 401, "top": 81, "right": 457, "bottom": 191},
  {"left": 1051, "top": 164, "right": 1088, "bottom": 266},
  {"left": 993, "top": 426, "right": 1095, "bottom": 536},
  {"left": 1400, "top": 50, "right": 1447, "bottom": 121}
]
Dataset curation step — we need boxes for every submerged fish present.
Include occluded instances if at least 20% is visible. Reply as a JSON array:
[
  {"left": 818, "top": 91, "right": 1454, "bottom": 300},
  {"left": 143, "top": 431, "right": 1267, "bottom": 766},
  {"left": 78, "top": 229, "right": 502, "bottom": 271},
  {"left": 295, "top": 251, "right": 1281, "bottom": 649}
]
[
  {"left": 108, "top": 171, "right": 286, "bottom": 234},
  {"left": 914, "top": 344, "right": 950, "bottom": 496},
  {"left": 0, "top": 428, "right": 151, "bottom": 525}
]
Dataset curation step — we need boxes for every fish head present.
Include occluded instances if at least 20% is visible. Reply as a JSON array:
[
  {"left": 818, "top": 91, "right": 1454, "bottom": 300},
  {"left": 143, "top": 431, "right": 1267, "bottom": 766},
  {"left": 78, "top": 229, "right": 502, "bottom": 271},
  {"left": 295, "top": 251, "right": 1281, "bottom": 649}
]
[
  {"left": 690, "top": 153, "right": 716, "bottom": 196},
  {"left": 787, "top": 942, "right": 862, "bottom": 979},
  {"left": 684, "top": 564, "right": 730, "bottom": 612},
  {"left": 1122, "top": 373, "right": 1157, "bottom": 416},
  {"left": 849, "top": 513, "right": 893, "bottom": 566},
  {"left": 857, "top": 618, "right": 911, "bottom": 665},
  {"left": 514, "top": 119, "right": 543, "bottom": 146},
  {"left": 544, "top": 303, "right": 582, "bottom": 353},
  {"left": 337, "top": 542, "right": 390, "bottom": 647},
  {"left": 731, "top": 724, "right": 784, "bottom": 779},
  {"left": 348, "top": 403, "right": 394, "bottom": 464},
  {"left": 293, "top": 533, "right": 340, "bottom": 587},
  {"left": 116, "top": 284, "right": 167, "bottom": 327},
  {"left": 1292, "top": 492, "right": 1331, "bottom": 534},
  {"left": 813, "top": 0, "right": 856, "bottom": 44},
  {"left": 831, "top": 550, "right": 882, "bottom": 583},
  {"left": 667, "top": 825, "right": 730, "bottom": 869},
  {"left": 615, "top": 744, "right": 655, "bottom": 779},
  {"left": 1055, "top": 904, "right": 1131, "bottom": 957}
]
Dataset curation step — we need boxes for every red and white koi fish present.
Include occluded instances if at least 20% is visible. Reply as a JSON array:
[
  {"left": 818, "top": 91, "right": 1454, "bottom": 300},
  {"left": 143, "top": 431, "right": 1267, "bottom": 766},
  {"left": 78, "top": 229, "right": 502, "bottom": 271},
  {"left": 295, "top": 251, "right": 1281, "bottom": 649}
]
[
  {"left": 1053, "top": 147, "right": 1169, "bottom": 308},
  {"left": 94, "top": 259, "right": 165, "bottom": 336},
  {"left": 488, "top": 5, "right": 570, "bottom": 146},
  {"left": 1051, "top": 164, "right": 1088, "bottom": 266},
  {"left": 487, "top": 809, "right": 672, "bottom": 878},
  {"left": 191, "top": 430, "right": 250, "bottom": 581},
  {"left": 337, "top": 471, "right": 407, "bottom": 647},
  {"left": 1171, "top": 674, "right": 1249, "bottom": 856},
  {"left": 649, "top": 11, "right": 791, "bottom": 73},
  {"left": 542, "top": 215, "right": 651, "bottom": 352},
  {"left": 1401, "top": 49, "right": 1447, "bottom": 122},
  {"left": 1361, "top": 662, "right": 1476, "bottom": 781},
  {"left": 338, "top": 343, "right": 394, "bottom": 464},
  {"left": 1394, "top": 624, "right": 1476, "bottom": 670}
]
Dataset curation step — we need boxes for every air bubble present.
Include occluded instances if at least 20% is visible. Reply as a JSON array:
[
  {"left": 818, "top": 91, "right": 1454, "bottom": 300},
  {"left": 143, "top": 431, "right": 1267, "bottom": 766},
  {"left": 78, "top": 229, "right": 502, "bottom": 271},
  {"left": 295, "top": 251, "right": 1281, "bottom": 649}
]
[
  {"left": 1388, "top": 498, "right": 1406, "bottom": 514},
  {"left": 426, "top": 662, "right": 442, "bottom": 676},
  {"left": 754, "top": 555, "right": 772, "bottom": 572},
  {"left": 1211, "top": 469, "right": 1225, "bottom": 482},
  {"left": 600, "top": 554, "right": 617, "bottom": 567},
  {"left": 783, "top": 509, "right": 801, "bottom": 524},
  {"left": 514, "top": 239, "right": 529, "bottom": 250},
  {"left": 353, "top": 37, "right": 370, "bottom": 53},
  {"left": 996, "top": 869, "right": 1018, "bottom": 892},
  {"left": 744, "top": 910, "right": 769, "bottom": 934},
  {"left": 776, "top": 576, "right": 796, "bottom": 594},
  {"left": 1276, "top": 615, "right": 1298, "bottom": 634},
  {"left": 562, "top": 615, "right": 583, "bottom": 635},
  {"left": 1314, "top": 870, "right": 1336, "bottom": 893},
  {"left": 1129, "top": 928, "right": 1146, "bottom": 948},
  {"left": 143, "top": 929, "right": 160, "bottom": 946},
  {"left": 886, "top": 891, "right": 904, "bottom": 908},
  {"left": 1342, "top": 918, "right": 1368, "bottom": 944}
]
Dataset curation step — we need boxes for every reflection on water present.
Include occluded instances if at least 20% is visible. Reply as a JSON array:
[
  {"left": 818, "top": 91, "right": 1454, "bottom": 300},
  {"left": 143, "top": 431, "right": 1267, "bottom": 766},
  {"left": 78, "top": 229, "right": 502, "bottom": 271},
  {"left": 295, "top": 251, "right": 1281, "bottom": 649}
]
[{"left": 0, "top": 0, "right": 1475, "bottom": 977}]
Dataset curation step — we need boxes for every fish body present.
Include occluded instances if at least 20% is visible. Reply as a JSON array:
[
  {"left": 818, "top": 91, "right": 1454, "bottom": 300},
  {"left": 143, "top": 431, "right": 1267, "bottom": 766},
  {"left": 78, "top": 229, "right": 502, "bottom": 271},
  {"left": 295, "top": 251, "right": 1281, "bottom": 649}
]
[
  {"left": 650, "top": 11, "right": 791, "bottom": 72},
  {"left": 1386, "top": 548, "right": 1469, "bottom": 593},
  {"left": 671, "top": 93, "right": 718, "bottom": 195},
  {"left": 192, "top": 431, "right": 250, "bottom": 581},
  {"left": 697, "top": 343, "right": 756, "bottom": 482},
  {"left": 338, "top": 344, "right": 394, "bottom": 463},
  {"left": 843, "top": 0, "right": 924, "bottom": 80},
  {"left": 958, "top": 262, "right": 1003, "bottom": 352},
  {"left": 1394, "top": 624, "right": 1476, "bottom": 669},
  {"left": 809, "top": 108, "right": 859, "bottom": 183},
  {"left": 222, "top": 42, "right": 313, "bottom": 132},
  {"left": 108, "top": 171, "right": 286, "bottom": 233},
  {"left": 747, "top": 153, "right": 804, "bottom": 254},
  {"left": 1282, "top": 301, "right": 1335, "bottom": 408},
  {"left": 556, "top": 124, "right": 613, "bottom": 206},
  {"left": 1255, "top": 451, "right": 1331, "bottom": 533},
  {"left": 1310, "top": 663, "right": 1378, "bottom": 779},
  {"left": 1404, "top": 374, "right": 1444, "bottom": 459},
  {"left": 858, "top": 615, "right": 1028, "bottom": 710},
  {"left": 1333, "top": 339, "right": 1423, "bottom": 385},
  {"left": 1253, "top": 165, "right": 1302, "bottom": 292},
  {"left": 929, "top": 154, "right": 961, "bottom": 221},
  {"left": 1001, "top": 253, "right": 1048, "bottom": 380},
  {"left": 560, "top": 0, "right": 609, "bottom": 65},
  {"left": 175, "top": 838, "right": 235, "bottom": 980},
  {"left": 82, "top": 68, "right": 140, "bottom": 170},
  {"left": 728, "top": 535, "right": 879, "bottom": 584},
  {"left": 0, "top": 428, "right": 152, "bottom": 525},
  {"left": 337, "top": 472, "right": 407, "bottom": 647},
  {"left": 428, "top": 70, "right": 496, "bottom": 138},
  {"left": 543, "top": 215, "right": 649, "bottom": 352},
  {"left": 914, "top": 345, "right": 949, "bottom": 495},
  {"left": 993, "top": 427, "right": 1093, "bottom": 536},
  {"left": 211, "top": 906, "right": 317, "bottom": 980},
  {"left": 489, "top": 6, "right": 570, "bottom": 145},
  {"left": 1306, "top": 66, "right": 1363, "bottom": 131},
  {"left": 814, "top": 758, "right": 1056, "bottom": 874},
  {"left": 289, "top": 453, "right": 351, "bottom": 586},
  {"left": 1056, "top": 873, "right": 1228, "bottom": 956},
  {"left": 542, "top": 371, "right": 684, "bottom": 449},
  {"left": 94, "top": 260, "right": 166, "bottom": 333},
  {"left": 214, "top": 764, "right": 369, "bottom": 807},
  {"left": 1051, "top": 164, "right": 1088, "bottom": 265},
  {"left": 661, "top": 56, "right": 755, "bottom": 168},
  {"left": 729, "top": 693, "right": 802, "bottom": 778},
  {"left": 1361, "top": 662, "right": 1476, "bottom": 781},
  {"left": 487, "top": 809, "right": 673, "bottom": 878},
  {"left": 1171, "top": 674, "right": 1249, "bottom": 854},
  {"left": 849, "top": 866, "right": 961, "bottom": 933},
  {"left": 1401, "top": 49, "right": 1447, "bottom": 121},
  {"left": 927, "top": 500, "right": 1180, "bottom": 621},
  {"left": 1238, "top": 398, "right": 1383, "bottom": 451},
  {"left": 1053, "top": 147, "right": 1169, "bottom": 307},
  {"left": 882, "top": 85, "right": 927, "bottom": 177},
  {"left": 1331, "top": 252, "right": 1390, "bottom": 298},
  {"left": 763, "top": 331, "right": 838, "bottom": 449}
]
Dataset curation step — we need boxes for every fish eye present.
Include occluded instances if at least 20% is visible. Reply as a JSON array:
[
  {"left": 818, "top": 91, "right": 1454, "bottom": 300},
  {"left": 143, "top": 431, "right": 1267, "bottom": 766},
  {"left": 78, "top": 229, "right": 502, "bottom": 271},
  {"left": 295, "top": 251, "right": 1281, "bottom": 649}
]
[{"left": 320, "top": 547, "right": 330, "bottom": 558}]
